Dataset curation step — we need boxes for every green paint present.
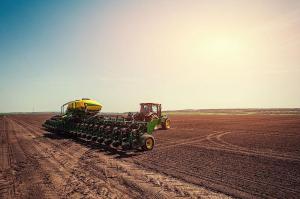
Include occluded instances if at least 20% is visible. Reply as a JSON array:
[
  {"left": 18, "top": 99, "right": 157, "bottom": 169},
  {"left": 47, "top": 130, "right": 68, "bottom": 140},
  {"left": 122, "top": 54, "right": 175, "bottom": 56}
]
[
  {"left": 84, "top": 103, "right": 100, "bottom": 106},
  {"left": 147, "top": 119, "right": 160, "bottom": 134}
]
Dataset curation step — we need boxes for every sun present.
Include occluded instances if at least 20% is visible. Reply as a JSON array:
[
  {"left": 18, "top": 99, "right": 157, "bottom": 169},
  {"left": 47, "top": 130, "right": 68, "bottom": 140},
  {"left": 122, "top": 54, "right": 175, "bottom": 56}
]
[
  {"left": 187, "top": 35, "right": 245, "bottom": 63},
  {"left": 207, "top": 37, "right": 241, "bottom": 54}
]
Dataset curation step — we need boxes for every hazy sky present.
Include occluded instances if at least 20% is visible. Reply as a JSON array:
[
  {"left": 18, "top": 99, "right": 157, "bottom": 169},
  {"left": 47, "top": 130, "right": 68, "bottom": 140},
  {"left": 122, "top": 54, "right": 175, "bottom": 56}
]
[{"left": 1, "top": 0, "right": 300, "bottom": 112}]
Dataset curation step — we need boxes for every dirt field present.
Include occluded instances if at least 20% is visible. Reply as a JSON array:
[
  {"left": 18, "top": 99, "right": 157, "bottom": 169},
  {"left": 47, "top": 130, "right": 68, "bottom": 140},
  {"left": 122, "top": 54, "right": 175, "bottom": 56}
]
[{"left": 1, "top": 113, "right": 300, "bottom": 199}]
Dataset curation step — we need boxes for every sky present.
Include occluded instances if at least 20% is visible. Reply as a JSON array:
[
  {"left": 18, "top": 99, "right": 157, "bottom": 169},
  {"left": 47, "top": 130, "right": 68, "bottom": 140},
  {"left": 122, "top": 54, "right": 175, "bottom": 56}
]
[{"left": 0, "top": 0, "right": 300, "bottom": 112}]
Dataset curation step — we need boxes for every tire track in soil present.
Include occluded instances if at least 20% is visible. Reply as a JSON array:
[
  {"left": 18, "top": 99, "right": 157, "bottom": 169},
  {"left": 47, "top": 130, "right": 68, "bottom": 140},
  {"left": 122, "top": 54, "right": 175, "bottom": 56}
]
[
  {"left": 199, "top": 132, "right": 300, "bottom": 194},
  {"left": 0, "top": 116, "right": 60, "bottom": 199},
  {"left": 10, "top": 117, "right": 129, "bottom": 199},
  {"left": 0, "top": 116, "right": 16, "bottom": 199},
  {"left": 141, "top": 152, "right": 300, "bottom": 199},
  {"left": 9, "top": 116, "right": 230, "bottom": 199},
  {"left": 6, "top": 117, "right": 61, "bottom": 199},
  {"left": 206, "top": 131, "right": 300, "bottom": 162},
  {"left": 155, "top": 130, "right": 300, "bottom": 162},
  {"left": 135, "top": 130, "right": 300, "bottom": 199}
]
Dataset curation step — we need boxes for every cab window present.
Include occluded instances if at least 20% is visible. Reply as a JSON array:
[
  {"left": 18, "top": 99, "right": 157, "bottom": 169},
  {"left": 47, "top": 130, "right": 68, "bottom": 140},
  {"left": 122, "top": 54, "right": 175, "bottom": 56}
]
[
  {"left": 152, "top": 105, "right": 158, "bottom": 113},
  {"left": 143, "top": 105, "right": 149, "bottom": 112}
]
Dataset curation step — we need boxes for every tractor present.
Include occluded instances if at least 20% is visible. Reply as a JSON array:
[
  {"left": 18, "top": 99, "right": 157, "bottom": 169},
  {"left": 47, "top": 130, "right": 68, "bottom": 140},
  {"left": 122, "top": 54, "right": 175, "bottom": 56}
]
[{"left": 132, "top": 103, "right": 171, "bottom": 130}]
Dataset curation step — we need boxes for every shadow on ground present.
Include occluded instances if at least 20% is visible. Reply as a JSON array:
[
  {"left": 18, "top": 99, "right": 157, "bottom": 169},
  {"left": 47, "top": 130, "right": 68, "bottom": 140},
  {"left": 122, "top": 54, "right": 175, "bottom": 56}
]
[{"left": 43, "top": 131, "right": 144, "bottom": 159}]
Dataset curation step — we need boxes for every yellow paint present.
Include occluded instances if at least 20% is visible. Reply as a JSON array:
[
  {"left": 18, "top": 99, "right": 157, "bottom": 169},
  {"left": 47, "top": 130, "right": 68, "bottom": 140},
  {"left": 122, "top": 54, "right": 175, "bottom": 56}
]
[
  {"left": 145, "top": 138, "right": 154, "bottom": 150},
  {"left": 66, "top": 98, "right": 102, "bottom": 112}
]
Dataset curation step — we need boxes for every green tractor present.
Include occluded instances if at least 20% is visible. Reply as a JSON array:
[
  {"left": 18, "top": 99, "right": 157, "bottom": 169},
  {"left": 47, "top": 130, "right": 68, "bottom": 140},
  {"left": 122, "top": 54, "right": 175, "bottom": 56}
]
[
  {"left": 132, "top": 103, "right": 171, "bottom": 130},
  {"left": 43, "top": 100, "right": 170, "bottom": 151}
]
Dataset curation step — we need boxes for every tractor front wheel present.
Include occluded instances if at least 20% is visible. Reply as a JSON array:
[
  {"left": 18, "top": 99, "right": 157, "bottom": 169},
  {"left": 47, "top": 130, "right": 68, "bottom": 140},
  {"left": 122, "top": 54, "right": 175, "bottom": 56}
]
[
  {"left": 141, "top": 134, "right": 155, "bottom": 151},
  {"left": 162, "top": 119, "right": 171, "bottom": 130}
]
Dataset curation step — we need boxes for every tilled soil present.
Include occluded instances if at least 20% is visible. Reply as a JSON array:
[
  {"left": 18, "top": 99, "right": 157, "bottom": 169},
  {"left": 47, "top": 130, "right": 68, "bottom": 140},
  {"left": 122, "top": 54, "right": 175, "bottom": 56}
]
[
  {"left": 131, "top": 115, "right": 300, "bottom": 199},
  {"left": 0, "top": 114, "right": 228, "bottom": 199},
  {"left": 1, "top": 114, "right": 300, "bottom": 199}
]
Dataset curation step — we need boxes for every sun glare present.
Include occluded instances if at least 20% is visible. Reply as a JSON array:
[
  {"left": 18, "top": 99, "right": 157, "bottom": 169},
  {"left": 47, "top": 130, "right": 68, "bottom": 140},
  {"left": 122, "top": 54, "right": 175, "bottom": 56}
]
[
  {"left": 187, "top": 35, "right": 245, "bottom": 64},
  {"left": 206, "top": 37, "right": 241, "bottom": 54}
]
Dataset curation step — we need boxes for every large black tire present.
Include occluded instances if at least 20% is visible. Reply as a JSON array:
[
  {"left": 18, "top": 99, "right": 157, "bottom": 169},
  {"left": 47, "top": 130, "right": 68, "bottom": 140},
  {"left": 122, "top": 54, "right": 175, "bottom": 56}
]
[{"left": 141, "top": 134, "right": 155, "bottom": 151}]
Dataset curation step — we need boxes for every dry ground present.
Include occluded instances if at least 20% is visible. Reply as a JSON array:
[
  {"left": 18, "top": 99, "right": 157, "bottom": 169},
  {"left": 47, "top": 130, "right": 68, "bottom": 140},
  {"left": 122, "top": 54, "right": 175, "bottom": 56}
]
[{"left": 1, "top": 113, "right": 300, "bottom": 199}]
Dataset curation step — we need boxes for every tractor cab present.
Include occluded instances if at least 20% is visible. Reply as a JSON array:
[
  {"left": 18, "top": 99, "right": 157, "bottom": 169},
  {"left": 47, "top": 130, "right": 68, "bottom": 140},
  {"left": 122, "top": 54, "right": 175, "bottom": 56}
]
[
  {"left": 135, "top": 102, "right": 170, "bottom": 129},
  {"left": 140, "top": 103, "right": 162, "bottom": 118},
  {"left": 134, "top": 103, "right": 165, "bottom": 123}
]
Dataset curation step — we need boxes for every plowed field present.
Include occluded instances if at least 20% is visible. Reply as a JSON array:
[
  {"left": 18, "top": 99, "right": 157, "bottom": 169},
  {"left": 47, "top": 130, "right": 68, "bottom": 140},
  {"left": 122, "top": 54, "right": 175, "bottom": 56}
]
[{"left": 1, "top": 113, "right": 299, "bottom": 199}]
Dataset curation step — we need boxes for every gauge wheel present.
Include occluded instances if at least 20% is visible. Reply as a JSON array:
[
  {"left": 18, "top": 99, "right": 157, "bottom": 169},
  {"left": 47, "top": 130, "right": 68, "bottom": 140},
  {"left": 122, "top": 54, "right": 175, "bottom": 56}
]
[{"left": 141, "top": 134, "right": 155, "bottom": 151}]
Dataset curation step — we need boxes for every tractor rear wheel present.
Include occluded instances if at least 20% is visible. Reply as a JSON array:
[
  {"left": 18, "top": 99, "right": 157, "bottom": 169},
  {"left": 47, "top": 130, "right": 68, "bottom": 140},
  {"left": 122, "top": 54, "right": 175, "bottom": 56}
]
[
  {"left": 141, "top": 134, "right": 155, "bottom": 151},
  {"left": 162, "top": 119, "right": 171, "bottom": 130}
]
